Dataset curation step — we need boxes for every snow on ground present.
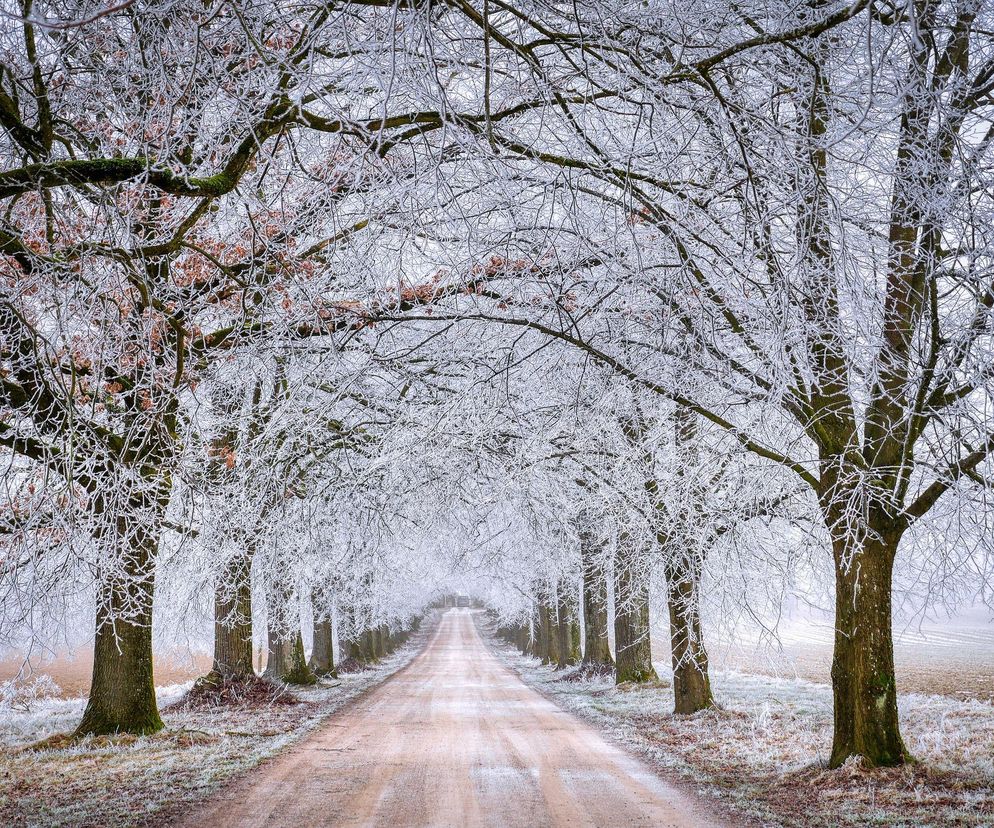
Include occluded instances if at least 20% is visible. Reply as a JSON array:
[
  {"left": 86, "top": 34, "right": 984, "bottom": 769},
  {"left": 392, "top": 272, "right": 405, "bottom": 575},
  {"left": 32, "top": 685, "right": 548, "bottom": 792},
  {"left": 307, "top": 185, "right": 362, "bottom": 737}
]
[
  {"left": 0, "top": 632, "right": 426, "bottom": 828},
  {"left": 0, "top": 681, "right": 193, "bottom": 749},
  {"left": 491, "top": 636, "right": 994, "bottom": 828}
]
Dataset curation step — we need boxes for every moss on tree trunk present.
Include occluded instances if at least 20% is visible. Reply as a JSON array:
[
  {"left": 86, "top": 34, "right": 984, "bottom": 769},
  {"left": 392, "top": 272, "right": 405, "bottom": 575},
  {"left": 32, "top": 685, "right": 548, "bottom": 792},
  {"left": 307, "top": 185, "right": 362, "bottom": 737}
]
[{"left": 283, "top": 631, "right": 317, "bottom": 685}]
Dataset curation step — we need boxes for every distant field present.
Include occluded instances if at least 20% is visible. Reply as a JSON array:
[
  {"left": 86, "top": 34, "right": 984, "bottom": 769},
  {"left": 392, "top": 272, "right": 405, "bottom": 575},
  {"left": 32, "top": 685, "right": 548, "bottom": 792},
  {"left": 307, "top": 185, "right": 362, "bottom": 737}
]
[
  {"left": 0, "top": 650, "right": 212, "bottom": 698},
  {"left": 655, "top": 611, "right": 994, "bottom": 703}
]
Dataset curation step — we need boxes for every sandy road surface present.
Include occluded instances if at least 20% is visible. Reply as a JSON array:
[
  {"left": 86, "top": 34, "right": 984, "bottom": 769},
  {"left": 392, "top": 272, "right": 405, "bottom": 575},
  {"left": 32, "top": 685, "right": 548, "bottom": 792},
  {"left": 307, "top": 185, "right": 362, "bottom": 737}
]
[{"left": 176, "top": 609, "right": 728, "bottom": 828}]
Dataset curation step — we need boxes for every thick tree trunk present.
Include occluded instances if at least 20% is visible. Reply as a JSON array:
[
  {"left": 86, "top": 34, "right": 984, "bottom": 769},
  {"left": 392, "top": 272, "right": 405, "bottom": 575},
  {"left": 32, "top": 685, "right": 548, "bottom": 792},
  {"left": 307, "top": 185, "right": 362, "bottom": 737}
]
[
  {"left": 665, "top": 554, "right": 715, "bottom": 714},
  {"left": 828, "top": 521, "right": 907, "bottom": 768},
  {"left": 75, "top": 524, "right": 163, "bottom": 737},
  {"left": 309, "top": 617, "right": 336, "bottom": 677},
  {"left": 209, "top": 550, "right": 254, "bottom": 681},
  {"left": 75, "top": 544, "right": 163, "bottom": 736},
  {"left": 581, "top": 532, "right": 614, "bottom": 667},
  {"left": 614, "top": 538, "right": 657, "bottom": 684}
]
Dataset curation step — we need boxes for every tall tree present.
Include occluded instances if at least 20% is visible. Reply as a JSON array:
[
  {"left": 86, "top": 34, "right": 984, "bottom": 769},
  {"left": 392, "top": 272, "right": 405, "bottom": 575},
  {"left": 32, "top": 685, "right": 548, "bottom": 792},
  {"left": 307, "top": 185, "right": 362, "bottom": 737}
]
[{"left": 417, "top": 0, "right": 994, "bottom": 766}]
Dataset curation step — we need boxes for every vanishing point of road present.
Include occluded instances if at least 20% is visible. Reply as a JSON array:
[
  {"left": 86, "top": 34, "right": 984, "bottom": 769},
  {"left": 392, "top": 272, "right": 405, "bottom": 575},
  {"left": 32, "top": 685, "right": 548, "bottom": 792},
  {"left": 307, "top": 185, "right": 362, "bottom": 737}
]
[{"left": 179, "top": 609, "right": 733, "bottom": 827}]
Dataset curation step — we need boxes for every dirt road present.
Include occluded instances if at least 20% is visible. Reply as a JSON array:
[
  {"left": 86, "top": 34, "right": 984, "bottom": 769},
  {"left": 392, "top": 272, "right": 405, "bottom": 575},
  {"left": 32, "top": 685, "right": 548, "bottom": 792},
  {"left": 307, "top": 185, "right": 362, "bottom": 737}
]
[{"left": 178, "top": 609, "right": 729, "bottom": 828}]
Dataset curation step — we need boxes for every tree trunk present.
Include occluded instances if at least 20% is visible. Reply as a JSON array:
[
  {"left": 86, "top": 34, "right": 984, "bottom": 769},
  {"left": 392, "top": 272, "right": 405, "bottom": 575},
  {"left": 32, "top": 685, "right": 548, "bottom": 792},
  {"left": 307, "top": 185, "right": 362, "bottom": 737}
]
[
  {"left": 529, "top": 603, "right": 541, "bottom": 657},
  {"left": 209, "top": 549, "right": 254, "bottom": 681},
  {"left": 264, "top": 622, "right": 291, "bottom": 680},
  {"left": 284, "top": 630, "right": 316, "bottom": 685},
  {"left": 665, "top": 554, "right": 715, "bottom": 714},
  {"left": 662, "top": 404, "right": 715, "bottom": 712},
  {"left": 362, "top": 628, "right": 378, "bottom": 662},
  {"left": 309, "top": 617, "right": 336, "bottom": 677},
  {"left": 828, "top": 520, "right": 907, "bottom": 768},
  {"left": 614, "top": 537, "right": 657, "bottom": 684},
  {"left": 75, "top": 526, "right": 163, "bottom": 737},
  {"left": 339, "top": 606, "right": 364, "bottom": 664},
  {"left": 537, "top": 589, "right": 558, "bottom": 666},
  {"left": 570, "top": 616, "right": 581, "bottom": 664},
  {"left": 517, "top": 624, "right": 530, "bottom": 654},
  {"left": 556, "top": 584, "right": 580, "bottom": 668},
  {"left": 264, "top": 585, "right": 316, "bottom": 685},
  {"left": 581, "top": 531, "right": 614, "bottom": 667},
  {"left": 348, "top": 634, "right": 366, "bottom": 663}
]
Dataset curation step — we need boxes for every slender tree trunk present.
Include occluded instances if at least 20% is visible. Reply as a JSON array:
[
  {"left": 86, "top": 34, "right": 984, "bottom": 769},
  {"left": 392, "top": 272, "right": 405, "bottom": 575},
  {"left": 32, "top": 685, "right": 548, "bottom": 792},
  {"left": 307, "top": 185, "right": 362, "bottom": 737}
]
[
  {"left": 362, "top": 628, "right": 378, "bottom": 662},
  {"left": 547, "top": 590, "right": 562, "bottom": 667},
  {"left": 517, "top": 624, "right": 529, "bottom": 654},
  {"left": 537, "top": 595, "right": 553, "bottom": 664},
  {"left": 614, "top": 537, "right": 657, "bottom": 684},
  {"left": 556, "top": 584, "right": 580, "bottom": 668},
  {"left": 309, "top": 617, "right": 336, "bottom": 677},
  {"left": 664, "top": 554, "right": 715, "bottom": 714},
  {"left": 208, "top": 549, "right": 254, "bottom": 682},
  {"left": 264, "top": 583, "right": 316, "bottom": 685},
  {"left": 827, "top": 514, "right": 907, "bottom": 768},
  {"left": 75, "top": 521, "right": 163, "bottom": 737},
  {"left": 263, "top": 622, "right": 291, "bottom": 680},
  {"left": 348, "top": 635, "right": 366, "bottom": 663},
  {"left": 581, "top": 529, "right": 614, "bottom": 667},
  {"left": 529, "top": 603, "right": 541, "bottom": 657},
  {"left": 663, "top": 405, "right": 715, "bottom": 712}
]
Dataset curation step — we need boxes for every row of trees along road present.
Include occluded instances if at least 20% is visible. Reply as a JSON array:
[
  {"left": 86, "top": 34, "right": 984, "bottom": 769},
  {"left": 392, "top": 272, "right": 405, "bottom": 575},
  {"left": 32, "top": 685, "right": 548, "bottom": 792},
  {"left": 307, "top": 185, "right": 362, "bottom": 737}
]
[
  {"left": 383, "top": 0, "right": 994, "bottom": 769},
  {"left": 1, "top": 0, "right": 993, "bottom": 773}
]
